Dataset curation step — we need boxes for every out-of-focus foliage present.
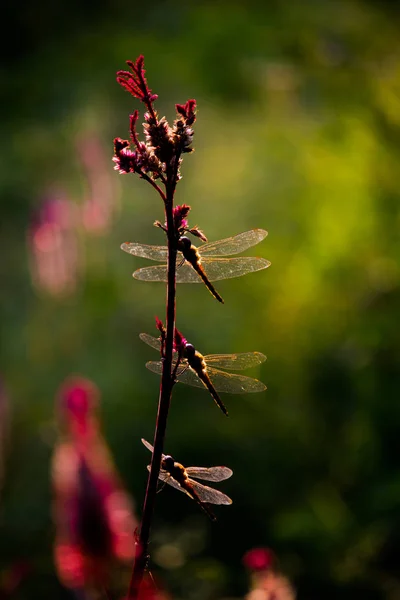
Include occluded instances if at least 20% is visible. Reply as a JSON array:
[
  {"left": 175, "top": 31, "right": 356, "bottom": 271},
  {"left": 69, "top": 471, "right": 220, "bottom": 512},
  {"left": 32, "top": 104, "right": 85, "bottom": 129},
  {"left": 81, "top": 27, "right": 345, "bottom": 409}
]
[{"left": 1, "top": 1, "right": 400, "bottom": 598}]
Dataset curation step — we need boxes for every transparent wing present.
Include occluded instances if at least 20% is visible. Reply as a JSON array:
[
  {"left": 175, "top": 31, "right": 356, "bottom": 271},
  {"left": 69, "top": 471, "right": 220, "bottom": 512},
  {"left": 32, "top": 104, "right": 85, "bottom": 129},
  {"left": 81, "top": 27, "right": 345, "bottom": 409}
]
[
  {"left": 134, "top": 263, "right": 196, "bottom": 282},
  {"left": 203, "top": 352, "right": 266, "bottom": 370},
  {"left": 139, "top": 333, "right": 162, "bottom": 352},
  {"left": 142, "top": 438, "right": 167, "bottom": 460},
  {"left": 146, "top": 361, "right": 201, "bottom": 385},
  {"left": 134, "top": 257, "right": 270, "bottom": 283},
  {"left": 145, "top": 362, "right": 266, "bottom": 394},
  {"left": 199, "top": 229, "right": 268, "bottom": 257},
  {"left": 120, "top": 242, "right": 169, "bottom": 261},
  {"left": 142, "top": 438, "right": 154, "bottom": 453},
  {"left": 188, "top": 479, "right": 232, "bottom": 505},
  {"left": 185, "top": 466, "right": 233, "bottom": 482},
  {"left": 205, "top": 367, "right": 267, "bottom": 393}
]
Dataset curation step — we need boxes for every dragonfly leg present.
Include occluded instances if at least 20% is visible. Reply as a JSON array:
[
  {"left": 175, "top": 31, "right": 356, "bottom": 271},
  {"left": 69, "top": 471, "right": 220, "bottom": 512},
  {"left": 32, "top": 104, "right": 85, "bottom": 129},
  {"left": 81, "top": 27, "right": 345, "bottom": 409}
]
[
  {"left": 171, "top": 350, "right": 186, "bottom": 381},
  {"left": 156, "top": 477, "right": 169, "bottom": 494}
]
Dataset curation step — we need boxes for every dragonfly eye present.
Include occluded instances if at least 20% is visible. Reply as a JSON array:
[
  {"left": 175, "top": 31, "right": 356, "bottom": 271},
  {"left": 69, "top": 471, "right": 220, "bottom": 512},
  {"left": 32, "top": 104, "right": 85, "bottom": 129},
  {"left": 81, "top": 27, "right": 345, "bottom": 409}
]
[
  {"left": 184, "top": 343, "right": 195, "bottom": 358},
  {"left": 162, "top": 456, "right": 175, "bottom": 470},
  {"left": 178, "top": 236, "right": 191, "bottom": 249}
]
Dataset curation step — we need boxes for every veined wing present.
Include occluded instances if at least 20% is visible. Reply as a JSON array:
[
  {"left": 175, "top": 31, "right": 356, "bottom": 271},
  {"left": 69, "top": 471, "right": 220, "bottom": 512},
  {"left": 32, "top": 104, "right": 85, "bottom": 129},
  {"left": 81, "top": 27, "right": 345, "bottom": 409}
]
[
  {"left": 141, "top": 438, "right": 167, "bottom": 460},
  {"left": 134, "top": 257, "right": 270, "bottom": 283},
  {"left": 139, "top": 333, "right": 180, "bottom": 360},
  {"left": 142, "top": 439, "right": 232, "bottom": 483},
  {"left": 121, "top": 242, "right": 169, "bottom": 262},
  {"left": 122, "top": 230, "right": 267, "bottom": 262},
  {"left": 145, "top": 362, "right": 266, "bottom": 394},
  {"left": 155, "top": 469, "right": 231, "bottom": 505},
  {"left": 199, "top": 229, "right": 268, "bottom": 257},
  {"left": 204, "top": 352, "right": 266, "bottom": 371},
  {"left": 206, "top": 367, "right": 266, "bottom": 393},
  {"left": 188, "top": 479, "right": 232, "bottom": 505},
  {"left": 186, "top": 466, "right": 233, "bottom": 482},
  {"left": 139, "top": 333, "right": 162, "bottom": 352}
]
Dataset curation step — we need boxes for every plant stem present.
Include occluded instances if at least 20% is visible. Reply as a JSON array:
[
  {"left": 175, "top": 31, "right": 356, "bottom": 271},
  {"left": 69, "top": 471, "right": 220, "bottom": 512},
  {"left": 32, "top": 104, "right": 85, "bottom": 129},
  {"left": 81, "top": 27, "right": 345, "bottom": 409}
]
[{"left": 128, "top": 174, "right": 177, "bottom": 599}]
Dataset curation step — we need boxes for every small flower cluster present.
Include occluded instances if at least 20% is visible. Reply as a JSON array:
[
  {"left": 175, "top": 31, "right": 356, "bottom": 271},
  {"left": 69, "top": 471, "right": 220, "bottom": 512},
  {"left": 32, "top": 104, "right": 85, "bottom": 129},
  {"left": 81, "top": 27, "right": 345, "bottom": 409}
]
[
  {"left": 113, "top": 56, "right": 196, "bottom": 184},
  {"left": 173, "top": 99, "right": 196, "bottom": 153}
]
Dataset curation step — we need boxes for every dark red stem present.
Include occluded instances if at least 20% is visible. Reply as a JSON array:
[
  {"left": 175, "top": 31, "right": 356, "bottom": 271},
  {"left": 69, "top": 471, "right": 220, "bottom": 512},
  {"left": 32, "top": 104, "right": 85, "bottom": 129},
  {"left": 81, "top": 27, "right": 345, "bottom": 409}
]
[{"left": 128, "top": 168, "right": 178, "bottom": 599}]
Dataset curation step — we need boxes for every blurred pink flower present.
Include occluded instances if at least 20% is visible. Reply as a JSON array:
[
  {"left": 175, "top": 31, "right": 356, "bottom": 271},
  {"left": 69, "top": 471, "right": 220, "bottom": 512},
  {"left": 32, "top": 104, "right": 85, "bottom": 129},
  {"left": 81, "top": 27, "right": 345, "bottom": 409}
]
[
  {"left": 243, "top": 547, "right": 275, "bottom": 572},
  {"left": 52, "top": 376, "right": 138, "bottom": 591},
  {"left": 245, "top": 573, "right": 296, "bottom": 600},
  {"left": 243, "top": 547, "right": 296, "bottom": 600},
  {"left": 120, "top": 573, "right": 170, "bottom": 600},
  {"left": 28, "top": 195, "right": 81, "bottom": 297},
  {"left": 77, "top": 134, "right": 120, "bottom": 234}
]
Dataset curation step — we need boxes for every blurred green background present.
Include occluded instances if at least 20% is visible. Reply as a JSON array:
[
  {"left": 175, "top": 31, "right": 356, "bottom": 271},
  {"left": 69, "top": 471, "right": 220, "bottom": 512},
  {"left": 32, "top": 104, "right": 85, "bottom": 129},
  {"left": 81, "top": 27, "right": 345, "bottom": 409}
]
[{"left": 1, "top": 0, "right": 400, "bottom": 598}]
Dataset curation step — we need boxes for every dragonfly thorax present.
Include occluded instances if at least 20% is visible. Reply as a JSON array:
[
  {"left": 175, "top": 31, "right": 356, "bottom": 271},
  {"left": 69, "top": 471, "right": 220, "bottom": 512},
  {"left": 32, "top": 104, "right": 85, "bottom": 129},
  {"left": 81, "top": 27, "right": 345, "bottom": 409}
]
[
  {"left": 162, "top": 456, "right": 187, "bottom": 483},
  {"left": 178, "top": 236, "right": 201, "bottom": 266}
]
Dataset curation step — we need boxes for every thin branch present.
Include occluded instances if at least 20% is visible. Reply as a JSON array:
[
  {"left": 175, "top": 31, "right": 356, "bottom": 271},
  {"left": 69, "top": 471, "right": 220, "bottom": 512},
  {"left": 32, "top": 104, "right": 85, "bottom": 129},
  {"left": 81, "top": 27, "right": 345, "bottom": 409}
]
[{"left": 128, "top": 170, "right": 178, "bottom": 599}]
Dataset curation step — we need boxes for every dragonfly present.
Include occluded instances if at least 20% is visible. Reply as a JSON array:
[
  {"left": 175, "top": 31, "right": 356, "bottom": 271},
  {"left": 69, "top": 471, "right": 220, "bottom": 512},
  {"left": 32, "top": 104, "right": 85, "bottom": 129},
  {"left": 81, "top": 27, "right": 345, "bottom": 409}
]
[
  {"left": 121, "top": 228, "right": 270, "bottom": 303},
  {"left": 139, "top": 333, "right": 267, "bottom": 417},
  {"left": 141, "top": 439, "right": 232, "bottom": 521}
]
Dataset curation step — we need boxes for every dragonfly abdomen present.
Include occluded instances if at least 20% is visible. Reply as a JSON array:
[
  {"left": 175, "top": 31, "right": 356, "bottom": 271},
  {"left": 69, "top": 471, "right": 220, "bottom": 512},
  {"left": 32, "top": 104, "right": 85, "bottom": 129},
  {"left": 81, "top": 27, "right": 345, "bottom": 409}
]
[
  {"left": 193, "top": 261, "right": 224, "bottom": 303},
  {"left": 183, "top": 481, "right": 217, "bottom": 522},
  {"left": 180, "top": 241, "right": 224, "bottom": 303},
  {"left": 198, "top": 369, "right": 229, "bottom": 417}
]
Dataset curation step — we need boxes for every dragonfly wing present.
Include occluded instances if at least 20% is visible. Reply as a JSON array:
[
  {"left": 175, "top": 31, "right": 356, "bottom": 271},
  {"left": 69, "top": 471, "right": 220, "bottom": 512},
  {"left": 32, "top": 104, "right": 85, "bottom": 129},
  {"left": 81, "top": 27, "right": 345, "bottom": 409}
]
[
  {"left": 145, "top": 362, "right": 205, "bottom": 388},
  {"left": 134, "top": 263, "right": 201, "bottom": 283},
  {"left": 204, "top": 352, "right": 267, "bottom": 370},
  {"left": 141, "top": 438, "right": 167, "bottom": 460},
  {"left": 188, "top": 479, "right": 232, "bottom": 505},
  {"left": 140, "top": 333, "right": 180, "bottom": 360},
  {"left": 145, "top": 361, "right": 163, "bottom": 377},
  {"left": 134, "top": 257, "right": 270, "bottom": 283},
  {"left": 133, "top": 265, "right": 168, "bottom": 282},
  {"left": 199, "top": 229, "right": 268, "bottom": 256},
  {"left": 145, "top": 363, "right": 266, "bottom": 394},
  {"left": 121, "top": 242, "right": 169, "bottom": 261},
  {"left": 186, "top": 466, "right": 233, "bottom": 482},
  {"left": 199, "top": 257, "right": 270, "bottom": 282},
  {"left": 142, "top": 438, "right": 154, "bottom": 453},
  {"left": 207, "top": 367, "right": 267, "bottom": 394},
  {"left": 139, "top": 333, "right": 164, "bottom": 352}
]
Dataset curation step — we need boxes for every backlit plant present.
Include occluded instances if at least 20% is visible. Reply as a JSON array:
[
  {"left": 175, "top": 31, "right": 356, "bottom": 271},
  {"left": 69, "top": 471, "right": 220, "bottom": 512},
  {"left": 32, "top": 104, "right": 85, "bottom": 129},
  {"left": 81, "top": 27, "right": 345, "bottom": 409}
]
[{"left": 114, "top": 56, "right": 270, "bottom": 599}]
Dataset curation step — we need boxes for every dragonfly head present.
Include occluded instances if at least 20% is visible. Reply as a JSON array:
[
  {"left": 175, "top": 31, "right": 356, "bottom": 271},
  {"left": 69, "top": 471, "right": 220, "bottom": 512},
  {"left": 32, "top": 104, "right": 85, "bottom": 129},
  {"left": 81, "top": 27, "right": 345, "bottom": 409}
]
[
  {"left": 184, "top": 343, "right": 196, "bottom": 359},
  {"left": 162, "top": 455, "right": 175, "bottom": 471},
  {"left": 178, "top": 236, "right": 191, "bottom": 251}
]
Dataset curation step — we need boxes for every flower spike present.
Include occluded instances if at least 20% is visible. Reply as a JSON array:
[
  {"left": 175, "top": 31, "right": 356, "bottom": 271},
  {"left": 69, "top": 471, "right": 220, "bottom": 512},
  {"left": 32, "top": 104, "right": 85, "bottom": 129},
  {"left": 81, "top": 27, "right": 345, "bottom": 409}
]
[{"left": 116, "top": 56, "right": 158, "bottom": 110}]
